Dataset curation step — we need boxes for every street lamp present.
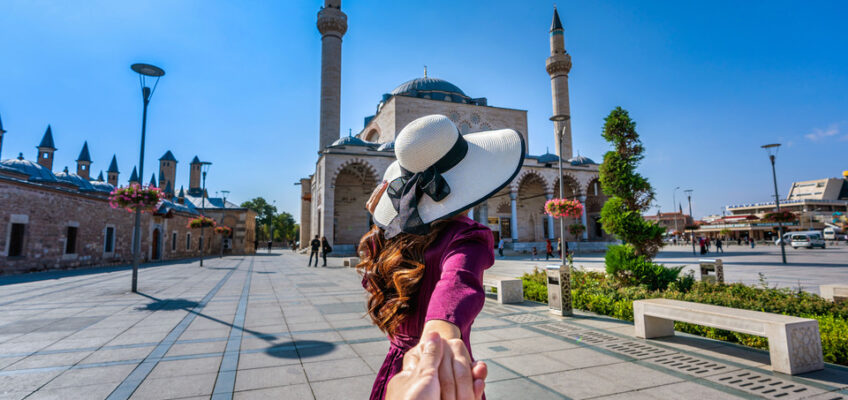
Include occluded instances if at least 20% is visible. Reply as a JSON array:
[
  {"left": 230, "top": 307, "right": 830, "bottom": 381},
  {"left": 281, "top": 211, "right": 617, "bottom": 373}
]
[
  {"left": 129, "top": 63, "right": 165, "bottom": 293},
  {"left": 198, "top": 161, "right": 212, "bottom": 267},
  {"left": 672, "top": 186, "right": 680, "bottom": 241},
  {"left": 220, "top": 190, "right": 230, "bottom": 258},
  {"left": 762, "top": 143, "right": 787, "bottom": 264},
  {"left": 549, "top": 114, "right": 572, "bottom": 316},
  {"left": 684, "top": 189, "right": 695, "bottom": 255}
]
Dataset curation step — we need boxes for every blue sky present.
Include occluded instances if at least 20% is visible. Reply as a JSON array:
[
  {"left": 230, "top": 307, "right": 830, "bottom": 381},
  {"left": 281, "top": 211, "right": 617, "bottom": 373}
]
[{"left": 1, "top": 1, "right": 846, "bottom": 220}]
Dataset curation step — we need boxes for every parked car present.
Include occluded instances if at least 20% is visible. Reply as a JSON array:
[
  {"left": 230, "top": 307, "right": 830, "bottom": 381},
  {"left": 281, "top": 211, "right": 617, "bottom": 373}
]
[{"left": 790, "top": 232, "right": 826, "bottom": 249}]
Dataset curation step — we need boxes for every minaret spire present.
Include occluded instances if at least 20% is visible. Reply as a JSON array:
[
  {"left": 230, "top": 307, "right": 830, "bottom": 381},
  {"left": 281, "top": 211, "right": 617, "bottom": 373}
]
[
  {"left": 546, "top": 6, "right": 573, "bottom": 159},
  {"left": 316, "top": 0, "right": 348, "bottom": 152}
]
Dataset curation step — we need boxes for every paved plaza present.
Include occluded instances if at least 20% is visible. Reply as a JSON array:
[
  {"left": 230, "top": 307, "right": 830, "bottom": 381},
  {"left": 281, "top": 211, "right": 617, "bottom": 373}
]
[
  {"left": 491, "top": 243, "right": 848, "bottom": 294},
  {"left": 0, "top": 252, "right": 846, "bottom": 400}
]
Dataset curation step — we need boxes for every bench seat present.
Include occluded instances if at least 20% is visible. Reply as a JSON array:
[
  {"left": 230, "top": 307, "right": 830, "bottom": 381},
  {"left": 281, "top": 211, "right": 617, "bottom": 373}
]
[
  {"left": 482, "top": 274, "right": 523, "bottom": 304},
  {"left": 634, "top": 298, "right": 823, "bottom": 375},
  {"left": 343, "top": 257, "right": 360, "bottom": 268},
  {"left": 820, "top": 284, "right": 847, "bottom": 303}
]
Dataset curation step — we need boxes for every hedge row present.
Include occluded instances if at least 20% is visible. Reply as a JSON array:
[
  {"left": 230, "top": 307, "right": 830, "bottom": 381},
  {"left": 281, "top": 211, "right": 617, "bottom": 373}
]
[{"left": 520, "top": 268, "right": 848, "bottom": 366}]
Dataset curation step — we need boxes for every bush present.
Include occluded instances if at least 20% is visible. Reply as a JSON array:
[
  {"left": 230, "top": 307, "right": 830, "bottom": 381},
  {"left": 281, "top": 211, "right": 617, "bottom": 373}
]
[{"left": 604, "top": 244, "right": 682, "bottom": 290}]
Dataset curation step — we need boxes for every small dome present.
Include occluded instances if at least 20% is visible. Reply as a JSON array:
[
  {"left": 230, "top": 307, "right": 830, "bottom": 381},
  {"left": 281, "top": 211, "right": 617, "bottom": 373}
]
[
  {"left": 0, "top": 158, "right": 57, "bottom": 182},
  {"left": 55, "top": 170, "right": 96, "bottom": 191},
  {"left": 377, "top": 141, "right": 395, "bottom": 152},
  {"left": 568, "top": 155, "right": 596, "bottom": 166},
  {"left": 536, "top": 153, "right": 559, "bottom": 164},
  {"left": 90, "top": 180, "right": 115, "bottom": 193},
  {"left": 329, "top": 136, "right": 370, "bottom": 148},
  {"left": 391, "top": 77, "right": 467, "bottom": 97}
]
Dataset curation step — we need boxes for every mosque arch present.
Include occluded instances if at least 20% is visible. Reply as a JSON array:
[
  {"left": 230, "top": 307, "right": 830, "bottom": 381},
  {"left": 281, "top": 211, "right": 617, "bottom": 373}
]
[
  {"left": 552, "top": 173, "right": 582, "bottom": 199},
  {"left": 364, "top": 127, "right": 380, "bottom": 143},
  {"left": 584, "top": 176, "right": 608, "bottom": 240},
  {"left": 516, "top": 172, "right": 548, "bottom": 242},
  {"left": 332, "top": 160, "right": 379, "bottom": 246},
  {"left": 330, "top": 158, "right": 380, "bottom": 188}
]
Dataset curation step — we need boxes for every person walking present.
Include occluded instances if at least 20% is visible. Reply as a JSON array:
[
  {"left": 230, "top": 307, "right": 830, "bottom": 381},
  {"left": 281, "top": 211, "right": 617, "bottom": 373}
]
[
  {"left": 308, "top": 235, "right": 320, "bottom": 267},
  {"left": 321, "top": 236, "right": 332, "bottom": 267},
  {"left": 531, "top": 247, "right": 538, "bottom": 260},
  {"left": 545, "top": 239, "right": 553, "bottom": 260},
  {"left": 705, "top": 237, "right": 711, "bottom": 253},
  {"left": 359, "top": 114, "right": 524, "bottom": 400},
  {"left": 716, "top": 238, "right": 724, "bottom": 253},
  {"left": 497, "top": 237, "right": 504, "bottom": 258},
  {"left": 750, "top": 237, "right": 756, "bottom": 249},
  {"left": 699, "top": 237, "right": 706, "bottom": 255}
]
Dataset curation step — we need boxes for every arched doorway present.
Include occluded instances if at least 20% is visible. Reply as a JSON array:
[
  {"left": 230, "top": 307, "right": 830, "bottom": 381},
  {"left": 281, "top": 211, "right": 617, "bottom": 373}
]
[
  {"left": 151, "top": 228, "right": 161, "bottom": 260},
  {"left": 517, "top": 173, "right": 548, "bottom": 242},
  {"left": 584, "top": 178, "right": 608, "bottom": 240},
  {"left": 333, "top": 162, "right": 377, "bottom": 247},
  {"left": 553, "top": 175, "right": 583, "bottom": 240}
]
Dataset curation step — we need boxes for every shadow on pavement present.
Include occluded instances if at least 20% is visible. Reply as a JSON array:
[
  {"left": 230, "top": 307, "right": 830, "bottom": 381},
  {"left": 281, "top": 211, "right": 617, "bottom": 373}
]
[
  {"left": 265, "top": 340, "right": 336, "bottom": 359},
  {"left": 138, "top": 298, "right": 200, "bottom": 311}
]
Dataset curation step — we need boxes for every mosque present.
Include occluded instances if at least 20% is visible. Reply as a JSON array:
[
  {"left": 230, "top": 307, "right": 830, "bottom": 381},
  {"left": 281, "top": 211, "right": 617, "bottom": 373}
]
[{"left": 300, "top": 1, "right": 612, "bottom": 254}]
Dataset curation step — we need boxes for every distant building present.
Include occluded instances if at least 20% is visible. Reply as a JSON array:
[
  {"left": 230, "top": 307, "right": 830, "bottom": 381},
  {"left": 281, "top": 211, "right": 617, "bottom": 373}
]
[
  {"left": 644, "top": 212, "right": 694, "bottom": 235},
  {"left": 0, "top": 122, "right": 256, "bottom": 275}
]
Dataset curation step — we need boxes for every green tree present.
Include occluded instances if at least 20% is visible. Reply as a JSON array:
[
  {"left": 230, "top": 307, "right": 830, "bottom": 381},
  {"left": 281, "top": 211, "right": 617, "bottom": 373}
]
[
  {"left": 272, "top": 212, "right": 299, "bottom": 242},
  {"left": 241, "top": 197, "right": 277, "bottom": 241},
  {"left": 599, "top": 107, "right": 665, "bottom": 258}
]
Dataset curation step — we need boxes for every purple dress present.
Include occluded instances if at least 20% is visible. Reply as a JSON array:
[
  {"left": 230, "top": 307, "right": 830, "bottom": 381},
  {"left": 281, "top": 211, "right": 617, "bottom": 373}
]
[{"left": 368, "top": 216, "right": 494, "bottom": 400}]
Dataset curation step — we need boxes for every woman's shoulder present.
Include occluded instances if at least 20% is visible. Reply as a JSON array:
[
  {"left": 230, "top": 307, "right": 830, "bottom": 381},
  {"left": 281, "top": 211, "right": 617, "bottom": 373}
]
[{"left": 442, "top": 215, "right": 494, "bottom": 248}]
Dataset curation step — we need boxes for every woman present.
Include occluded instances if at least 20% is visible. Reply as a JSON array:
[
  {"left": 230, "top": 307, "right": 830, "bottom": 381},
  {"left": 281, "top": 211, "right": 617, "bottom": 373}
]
[
  {"left": 320, "top": 236, "right": 331, "bottom": 267},
  {"left": 358, "top": 115, "right": 524, "bottom": 400}
]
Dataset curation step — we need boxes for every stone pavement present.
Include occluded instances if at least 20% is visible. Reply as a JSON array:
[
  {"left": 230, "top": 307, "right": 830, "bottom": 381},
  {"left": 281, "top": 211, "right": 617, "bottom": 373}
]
[{"left": 0, "top": 252, "right": 846, "bottom": 399}]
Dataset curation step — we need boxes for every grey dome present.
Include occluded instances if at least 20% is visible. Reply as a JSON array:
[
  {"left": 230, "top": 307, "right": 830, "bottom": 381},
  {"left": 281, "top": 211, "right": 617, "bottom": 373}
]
[
  {"left": 55, "top": 170, "right": 96, "bottom": 191},
  {"left": 376, "top": 141, "right": 395, "bottom": 152},
  {"left": 90, "top": 180, "right": 115, "bottom": 193},
  {"left": 536, "top": 153, "right": 559, "bottom": 164},
  {"left": 330, "top": 136, "right": 370, "bottom": 148},
  {"left": 0, "top": 158, "right": 57, "bottom": 183},
  {"left": 568, "top": 155, "right": 596, "bottom": 166},
  {"left": 391, "top": 77, "right": 467, "bottom": 97}
]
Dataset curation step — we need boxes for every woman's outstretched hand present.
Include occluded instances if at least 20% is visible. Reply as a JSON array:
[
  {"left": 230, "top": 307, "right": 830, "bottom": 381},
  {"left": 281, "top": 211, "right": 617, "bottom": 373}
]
[
  {"left": 386, "top": 332, "right": 487, "bottom": 400},
  {"left": 366, "top": 181, "right": 388, "bottom": 215}
]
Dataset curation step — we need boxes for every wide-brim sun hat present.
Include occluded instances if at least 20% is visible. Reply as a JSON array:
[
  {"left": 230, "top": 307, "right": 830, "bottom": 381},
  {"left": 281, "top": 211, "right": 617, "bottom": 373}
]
[{"left": 373, "top": 114, "right": 525, "bottom": 238}]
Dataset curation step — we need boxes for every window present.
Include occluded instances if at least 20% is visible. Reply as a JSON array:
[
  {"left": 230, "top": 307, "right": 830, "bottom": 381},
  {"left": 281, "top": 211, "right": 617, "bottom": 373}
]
[
  {"left": 186, "top": 233, "right": 191, "bottom": 250},
  {"left": 65, "top": 226, "right": 78, "bottom": 254},
  {"left": 8, "top": 223, "right": 25, "bottom": 257},
  {"left": 81, "top": 164, "right": 86, "bottom": 171},
  {"left": 171, "top": 232, "right": 177, "bottom": 251},
  {"left": 104, "top": 227, "right": 115, "bottom": 253},
  {"left": 42, "top": 152, "right": 48, "bottom": 159}
]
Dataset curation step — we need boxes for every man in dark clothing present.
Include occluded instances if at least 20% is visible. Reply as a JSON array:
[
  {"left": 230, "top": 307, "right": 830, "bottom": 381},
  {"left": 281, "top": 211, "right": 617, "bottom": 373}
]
[
  {"left": 309, "top": 235, "right": 321, "bottom": 267},
  {"left": 716, "top": 238, "right": 724, "bottom": 253},
  {"left": 321, "top": 236, "right": 332, "bottom": 267}
]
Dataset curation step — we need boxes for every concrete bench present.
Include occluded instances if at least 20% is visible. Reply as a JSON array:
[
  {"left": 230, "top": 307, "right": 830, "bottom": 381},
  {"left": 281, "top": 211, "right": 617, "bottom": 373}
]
[
  {"left": 633, "top": 298, "right": 823, "bottom": 375},
  {"left": 482, "top": 273, "right": 523, "bottom": 304},
  {"left": 342, "top": 257, "right": 360, "bottom": 268},
  {"left": 820, "top": 284, "right": 848, "bottom": 303}
]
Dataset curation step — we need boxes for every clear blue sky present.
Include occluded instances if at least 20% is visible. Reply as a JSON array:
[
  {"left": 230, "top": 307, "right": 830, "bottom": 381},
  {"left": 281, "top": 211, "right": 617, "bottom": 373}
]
[{"left": 1, "top": 1, "right": 846, "bottom": 220}]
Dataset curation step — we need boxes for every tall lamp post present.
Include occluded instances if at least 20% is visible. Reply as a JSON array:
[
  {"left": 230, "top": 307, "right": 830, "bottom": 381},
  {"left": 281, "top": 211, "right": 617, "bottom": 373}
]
[
  {"left": 129, "top": 63, "right": 165, "bottom": 293},
  {"left": 762, "top": 143, "right": 787, "bottom": 264},
  {"left": 550, "top": 114, "right": 572, "bottom": 316},
  {"left": 672, "top": 186, "right": 680, "bottom": 241},
  {"left": 198, "top": 161, "right": 212, "bottom": 267},
  {"left": 685, "top": 189, "right": 695, "bottom": 256}
]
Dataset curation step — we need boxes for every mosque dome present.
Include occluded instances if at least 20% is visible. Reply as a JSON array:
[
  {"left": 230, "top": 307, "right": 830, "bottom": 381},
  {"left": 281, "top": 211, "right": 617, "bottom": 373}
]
[
  {"left": 0, "top": 156, "right": 58, "bottom": 183},
  {"left": 329, "top": 136, "right": 371, "bottom": 148},
  {"left": 376, "top": 141, "right": 395, "bottom": 152},
  {"left": 90, "top": 180, "right": 115, "bottom": 193},
  {"left": 391, "top": 77, "right": 467, "bottom": 98},
  {"left": 568, "top": 155, "right": 596, "bottom": 166},
  {"left": 55, "top": 168, "right": 96, "bottom": 191},
  {"left": 536, "top": 152, "right": 559, "bottom": 164}
]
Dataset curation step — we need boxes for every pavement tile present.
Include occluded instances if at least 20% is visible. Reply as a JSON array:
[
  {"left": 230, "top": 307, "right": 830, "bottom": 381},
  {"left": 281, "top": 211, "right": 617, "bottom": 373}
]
[
  {"left": 44, "top": 364, "right": 136, "bottom": 387},
  {"left": 233, "top": 384, "right": 314, "bottom": 400},
  {"left": 82, "top": 345, "right": 154, "bottom": 364},
  {"left": 147, "top": 356, "right": 223, "bottom": 379},
  {"left": 130, "top": 371, "right": 218, "bottom": 399},
  {"left": 237, "top": 350, "right": 300, "bottom": 370},
  {"left": 5, "top": 350, "right": 92, "bottom": 371},
  {"left": 26, "top": 382, "right": 119, "bottom": 400},
  {"left": 639, "top": 381, "right": 745, "bottom": 399},
  {"left": 233, "top": 365, "right": 307, "bottom": 391},
  {"left": 484, "top": 377, "right": 564, "bottom": 400},
  {"left": 164, "top": 340, "right": 226, "bottom": 357},
  {"left": 310, "top": 374, "right": 376, "bottom": 400},
  {"left": 493, "top": 353, "right": 573, "bottom": 376},
  {"left": 0, "top": 370, "right": 64, "bottom": 394},
  {"left": 302, "top": 357, "right": 372, "bottom": 382}
]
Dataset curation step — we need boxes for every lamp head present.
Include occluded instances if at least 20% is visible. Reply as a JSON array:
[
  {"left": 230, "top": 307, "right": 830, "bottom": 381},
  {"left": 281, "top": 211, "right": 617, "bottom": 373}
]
[
  {"left": 131, "top": 63, "right": 165, "bottom": 101},
  {"left": 761, "top": 143, "right": 781, "bottom": 158}
]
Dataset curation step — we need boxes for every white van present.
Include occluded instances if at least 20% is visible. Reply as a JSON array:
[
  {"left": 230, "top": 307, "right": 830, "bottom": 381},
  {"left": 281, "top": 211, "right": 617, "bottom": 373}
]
[
  {"left": 790, "top": 232, "right": 826, "bottom": 249},
  {"left": 823, "top": 227, "right": 841, "bottom": 240}
]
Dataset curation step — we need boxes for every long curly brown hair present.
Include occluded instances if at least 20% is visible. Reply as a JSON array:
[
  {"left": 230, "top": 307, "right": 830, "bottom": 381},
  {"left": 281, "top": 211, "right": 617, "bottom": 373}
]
[{"left": 356, "top": 221, "right": 450, "bottom": 338}]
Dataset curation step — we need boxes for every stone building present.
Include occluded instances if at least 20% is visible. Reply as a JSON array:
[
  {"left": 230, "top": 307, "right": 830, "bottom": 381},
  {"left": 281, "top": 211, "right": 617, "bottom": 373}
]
[
  {"left": 0, "top": 124, "right": 256, "bottom": 274},
  {"left": 301, "top": 3, "right": 612, "bottom": 254}
]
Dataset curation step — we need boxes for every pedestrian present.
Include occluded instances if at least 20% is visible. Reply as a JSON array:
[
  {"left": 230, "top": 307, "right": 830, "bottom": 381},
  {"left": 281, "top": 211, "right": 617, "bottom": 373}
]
[
  {"left": 564, "top": 240, "right": 570, "bottom": 257},
  {"left": 716, "top": 238, "right": 723, "bottom": 253},
  {"left": 321, "top": 236, "right": 332, "bottom": 267},
  {"left": 545, "top": 239, "right": 553, "bottom": 260},
  {"left": 498, "top": 237, "right": 504, "bottom": 258},
  {"left": 737, "top": 237, "right": 742, "bottom": 246},
  {"left": 253, "top": 239, "right": 258, "bottom": 253},
  {"left": 359, "top": 114, "right": 523, "bottom": 399},
  {"left": 308, "top": 235, "right": 320, "bottom": 267},
  {"left": 699, "top": 237, "right": 706, "bottom": 255},
  {"left": 267, "top": 240, "right": 272, "bottom": 253},
  {"left": 531, "top": 247, "right": 538, "bottom": 260},
  {"left": 750, "top": 238, "right": 755, "bottom": 249},
  {"left": 705, "top": 237, "right": 711, "bottom": 253}
]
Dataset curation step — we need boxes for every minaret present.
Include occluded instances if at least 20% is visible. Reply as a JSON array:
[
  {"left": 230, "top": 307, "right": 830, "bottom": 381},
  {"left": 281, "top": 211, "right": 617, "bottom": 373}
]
[
  {"left": 158, "top": 150, "right": 177, "bottom": 197},
  {"left": 189, "top": 155, "right": 202, "bottom": 195},
  {"left": 546, "top": 7, "right": 573, "bottom": 159},
  {"left": 0, "top": 113, "right": 6, "bottom": 160},
  {"left": 316, "top": 0, "right": 347, "bottom": 152},
  {"left": 36, "top": 125, "right": 57, "bottom": 170},
  {"left": 76, "top": 141, "right": 92, "bottom": 179},
  {"left": 107, "top": 155, "right": 120, "bottom": 186},
  {"left": 128, "top": 166, "right": 139, "bottom": 184}
]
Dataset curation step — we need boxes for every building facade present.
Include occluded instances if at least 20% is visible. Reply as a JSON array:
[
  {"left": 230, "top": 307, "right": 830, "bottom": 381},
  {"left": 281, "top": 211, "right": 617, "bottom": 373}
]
[
  {"left": 0, "top": 125, "right": 256, "bottom": 275},
  {"left": 300, "top": 3, "right": 612, "bottom": 254}
]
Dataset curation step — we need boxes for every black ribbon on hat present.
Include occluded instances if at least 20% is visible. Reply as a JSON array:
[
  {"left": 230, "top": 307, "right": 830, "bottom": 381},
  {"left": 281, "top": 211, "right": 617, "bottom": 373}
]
[{"left": 383, "top": 134, "right": 468, "bottom": 238}]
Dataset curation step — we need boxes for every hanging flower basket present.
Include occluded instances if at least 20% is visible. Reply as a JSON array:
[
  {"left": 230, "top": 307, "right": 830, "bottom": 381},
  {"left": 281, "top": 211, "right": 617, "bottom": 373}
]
[
  {"left": 762, "top": 211, "right": 797, "bottom": 223},
  {"left": 544, "top": 198, "right": 584, "bottom": 219},
  {"left": 214, "top": 225, "right": 232, "bottom": 236},
  {"left": 188, "top": 216, "right": 217, "bottom": 229},
  {"left": 568, "top": 223, "right": 586, "bottom": 236},
  {"left": 109, "top": 184, "right": 164, "bottom": 213}
]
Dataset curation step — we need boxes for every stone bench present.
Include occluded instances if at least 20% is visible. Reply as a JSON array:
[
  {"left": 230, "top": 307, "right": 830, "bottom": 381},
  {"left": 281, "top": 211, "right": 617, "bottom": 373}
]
[
  {"left": 343, "top": 257, "right": 360, "bottom": 268},
  {"left": 633, "top": 298, "right": 823, "bottom": 375},
  {"left": 820, "top": 284, "right": 848, "bottom": 303},
  {"left": 482, "top": 273, "right": 523, "bottom": 304}
]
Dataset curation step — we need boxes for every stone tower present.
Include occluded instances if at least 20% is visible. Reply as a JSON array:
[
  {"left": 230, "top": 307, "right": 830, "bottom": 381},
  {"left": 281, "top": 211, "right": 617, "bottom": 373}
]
[
  {"left": 36, "top": 125, "right": 56, "bottom": 170},
  {"left": 76, "top": 141, "right": 92, "bottom": 179},
  {"left": 159, "top": 150, "right": 177, "bottom": 197},
  {"left": 189, "top": 156, "right": 202, "bottom": 195},
  {"left": 107, "top": 155, "right": 120, "bottom": 186},
  {"left": 546, "top": 7, "right": 573, "bottom": 159},
  {"left": 316, "top": 0, "right": 347, "bottom": 152}
]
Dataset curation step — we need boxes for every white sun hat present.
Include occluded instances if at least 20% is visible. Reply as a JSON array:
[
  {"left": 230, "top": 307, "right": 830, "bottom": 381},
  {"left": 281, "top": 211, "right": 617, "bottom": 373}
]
[{"left": 373, "top": 114, "right": 525, "bottom": 238}]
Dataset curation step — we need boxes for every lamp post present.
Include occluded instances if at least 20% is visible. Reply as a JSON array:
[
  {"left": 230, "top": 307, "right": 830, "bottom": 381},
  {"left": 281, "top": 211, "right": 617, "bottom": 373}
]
[
  {"left": 220, "top": 190, "right": 230, "bottom": 258},
  {"left": 198, "top": 161, "right": 212, "bottom": 267},
  {"left": 672, "top": 186, "right": 680, "bottom": 241},
  {"left": 762, "top": 143, "right": 787, "bottom": 264},
  {"left": 129, "top": 63, "right": 165, "bottom": 293},
  {"left": 685, "top": 189, "right": 695, "bottom": 255},
  {"left": 549, "top": 114, "right": 572, "bottom": 316}
]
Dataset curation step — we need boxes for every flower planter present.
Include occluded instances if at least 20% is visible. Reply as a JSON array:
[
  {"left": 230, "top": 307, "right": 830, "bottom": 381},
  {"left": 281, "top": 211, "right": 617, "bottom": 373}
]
[{"left": 109, "top": 184, "right": 164, "bottom": 213}]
